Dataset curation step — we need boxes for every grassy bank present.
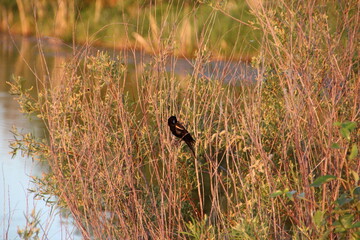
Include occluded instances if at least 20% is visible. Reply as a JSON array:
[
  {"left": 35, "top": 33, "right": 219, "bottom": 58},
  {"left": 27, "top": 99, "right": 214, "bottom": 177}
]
[
  {"left": 9, "top": 0, "right": 359, "bottom": 239},
  {"left": 1, "top": 0, "right": 259, "bottom": 60}
]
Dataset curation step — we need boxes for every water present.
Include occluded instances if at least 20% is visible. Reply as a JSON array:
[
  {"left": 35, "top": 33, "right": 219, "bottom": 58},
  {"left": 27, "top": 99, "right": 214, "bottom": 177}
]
[{"left": 0, "top": 34, "right": 80, "bottom": 240}]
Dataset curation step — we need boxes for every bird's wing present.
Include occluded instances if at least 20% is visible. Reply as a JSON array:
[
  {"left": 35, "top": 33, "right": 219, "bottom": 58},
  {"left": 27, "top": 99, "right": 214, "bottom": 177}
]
[{"left": 175, "top": 124, "right": 186, "bottom": 131}]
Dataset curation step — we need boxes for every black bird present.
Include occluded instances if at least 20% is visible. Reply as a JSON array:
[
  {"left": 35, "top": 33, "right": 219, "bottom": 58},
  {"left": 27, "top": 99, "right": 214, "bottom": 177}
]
[{"left": 168, "top": 116, "right": 195, "bottom": 154}]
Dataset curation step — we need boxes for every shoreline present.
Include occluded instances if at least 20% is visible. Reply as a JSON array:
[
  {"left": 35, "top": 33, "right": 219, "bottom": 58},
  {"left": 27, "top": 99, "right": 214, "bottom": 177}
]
[{"left": 0, "top": 29, "right": 256, "bottom": 63}]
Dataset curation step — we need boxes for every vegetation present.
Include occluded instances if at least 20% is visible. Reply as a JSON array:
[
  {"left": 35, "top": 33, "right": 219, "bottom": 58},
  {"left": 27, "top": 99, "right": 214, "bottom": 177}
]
[
  {"left": 8, "top": 0, "right": 360, "bottom": 239},
  {"left": 0, "top": 0, "right": 259, "bottom": 60}
]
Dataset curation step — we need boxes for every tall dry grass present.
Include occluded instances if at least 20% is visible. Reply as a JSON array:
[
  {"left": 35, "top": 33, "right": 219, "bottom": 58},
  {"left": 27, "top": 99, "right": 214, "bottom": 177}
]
[
  {"left": 9, "top": 0, "right": 359, "bottom": 239},
  {"left": 247, "top": 0, "right": 360, "bottom": 238}
]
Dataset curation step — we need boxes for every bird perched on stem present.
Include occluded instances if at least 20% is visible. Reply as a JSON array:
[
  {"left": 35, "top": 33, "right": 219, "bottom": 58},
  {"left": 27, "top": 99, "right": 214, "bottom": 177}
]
[{"left": 168, "top": 116, "right": 195, "bottom": 154}]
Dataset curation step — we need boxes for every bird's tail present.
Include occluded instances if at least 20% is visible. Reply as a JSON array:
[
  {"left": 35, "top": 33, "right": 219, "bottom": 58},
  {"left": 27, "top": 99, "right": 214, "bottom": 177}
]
[{"left": 185, "top": 140, "right": 195, "bottom": 156}]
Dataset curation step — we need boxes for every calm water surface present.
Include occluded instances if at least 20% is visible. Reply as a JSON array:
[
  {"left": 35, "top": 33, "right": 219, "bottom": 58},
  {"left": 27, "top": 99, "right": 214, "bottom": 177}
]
[{"left": 0, "top": 34, "right": 80, "bottom": 240}]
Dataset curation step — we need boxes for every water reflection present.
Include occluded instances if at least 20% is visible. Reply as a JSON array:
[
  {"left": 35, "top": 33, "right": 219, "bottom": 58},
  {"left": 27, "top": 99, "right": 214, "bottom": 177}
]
[{"left": 0, "top": 33, "right": 80, "bottom": 239}]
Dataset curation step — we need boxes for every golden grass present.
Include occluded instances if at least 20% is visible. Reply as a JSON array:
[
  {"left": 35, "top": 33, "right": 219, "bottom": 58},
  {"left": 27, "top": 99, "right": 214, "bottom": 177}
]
[{"left": 9, "top": 0, "right": 359, "bottom": 239}]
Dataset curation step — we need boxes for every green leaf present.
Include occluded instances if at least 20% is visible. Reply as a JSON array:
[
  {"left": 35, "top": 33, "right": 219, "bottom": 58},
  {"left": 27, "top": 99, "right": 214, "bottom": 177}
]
[
  {"left": 285, "top": 190, "right": 296, "bottom": 201},
  {"left": 351, "top": 171, "right": 359, "bottom": 184},
  {"left": 331, "top": 143, "right": 340, "bottom": 149},
  {"left": 340, "top": 128, "right": 351, "bottom": 140},
  {"left": 353, "top": 187, "right": 360, "bottom": 197},
  {"left": 313, "top": 210, "right": 325, "bottom": 227},
  {"left": 310, "top": 175, "right": 337, "bottom": 187},
  {"left": 336, "top": 194, "right": 352, "bottom": 206},
  {"left": 297, "top": 192, "right": 305, "bottom": 199},
  {"left": 349, "top": 144, "right": 358, "bottom": 160},
  {"left": 334, "top": 122, "right": 342, "bottom": 127},
  {"left": 333, "top": 220, "right": 340, "bottom": 226},
  {"left": 351, "top": 222, "right": 360, "bottom": 228},
  {"left": 333, "top": 220, "right": 346, "bottom": 233},
  {"left": 340, "top": 214, "right": 354, "bottom": 229},
  {"left": 342, "top": 121, "right": 357, "bottom": 131},
  {"left": 270, "top": 190, "right": 283, "bottom": 197}
]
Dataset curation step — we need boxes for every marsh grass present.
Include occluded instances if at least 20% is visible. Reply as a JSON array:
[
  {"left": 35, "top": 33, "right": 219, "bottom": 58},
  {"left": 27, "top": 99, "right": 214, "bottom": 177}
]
[{"left": 8, "top": 0, "right": 359, "bottom": 239}]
